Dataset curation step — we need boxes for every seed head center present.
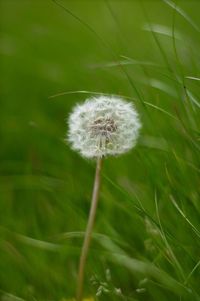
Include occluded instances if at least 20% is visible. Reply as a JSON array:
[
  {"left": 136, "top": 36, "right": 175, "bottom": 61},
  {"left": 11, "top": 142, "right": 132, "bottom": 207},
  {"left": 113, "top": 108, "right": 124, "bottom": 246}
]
[{"left": 91, "top": 117, "right": 117, "bottom": 138}]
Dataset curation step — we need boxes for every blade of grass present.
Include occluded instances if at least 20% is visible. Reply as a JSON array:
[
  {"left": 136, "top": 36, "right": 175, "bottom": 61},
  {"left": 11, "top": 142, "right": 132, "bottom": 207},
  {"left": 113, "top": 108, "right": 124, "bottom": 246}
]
[
  {"left": 170, "top": 195, "right": 200, "bottom": 239},
  {"left": 154, "top": 191, "right": 186, "bottom": 282},
  {"left": 143, "top": 23, "right": 182, "bottom": 40},
  {"left": 162, "top": 0, "right": 200, "bottom": 33},
  {"left": 49, "top": 90, "right": 178, "bottom": 121},
  {"left": 184, "top": 260, "right": 200, "bottom": 285},
  {"left": 185, "top": 76, "right": 200, "bottom": 82}
]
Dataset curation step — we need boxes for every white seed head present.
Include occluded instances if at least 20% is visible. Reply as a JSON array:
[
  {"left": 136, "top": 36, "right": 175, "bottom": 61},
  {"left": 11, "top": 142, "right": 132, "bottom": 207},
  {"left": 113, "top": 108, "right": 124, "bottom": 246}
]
[{"left": 67, "top": 96, "right": 141, "bottom": 158}]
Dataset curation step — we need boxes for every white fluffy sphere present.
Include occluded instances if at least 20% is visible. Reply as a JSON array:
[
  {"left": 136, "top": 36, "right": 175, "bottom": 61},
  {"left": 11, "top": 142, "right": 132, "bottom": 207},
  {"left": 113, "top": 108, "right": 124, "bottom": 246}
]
[{"left": 68, "top": 96, "right": 141, "bottom": 158}]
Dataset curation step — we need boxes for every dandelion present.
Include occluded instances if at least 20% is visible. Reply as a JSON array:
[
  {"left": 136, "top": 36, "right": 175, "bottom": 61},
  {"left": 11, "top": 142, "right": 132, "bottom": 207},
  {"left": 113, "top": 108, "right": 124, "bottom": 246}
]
[
  {"left": 68, "top": 96, "right": 141, "bottom": 158},
  {"left": 67, "top": 95, "right": 141, "bottom": 301}
]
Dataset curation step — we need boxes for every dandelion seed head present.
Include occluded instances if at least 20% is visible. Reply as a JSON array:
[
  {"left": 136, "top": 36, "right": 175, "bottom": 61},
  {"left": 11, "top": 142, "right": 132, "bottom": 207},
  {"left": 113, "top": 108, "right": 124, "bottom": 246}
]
[{"left": 68, "top": 96, "right": 141, "bottom": 158}]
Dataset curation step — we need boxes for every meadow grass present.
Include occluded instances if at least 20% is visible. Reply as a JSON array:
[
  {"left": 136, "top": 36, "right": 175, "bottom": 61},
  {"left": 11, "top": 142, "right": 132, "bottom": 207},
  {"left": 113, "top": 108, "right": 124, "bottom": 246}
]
[{"left": 0, "top": 0, "right": 200, "bottom": 300}]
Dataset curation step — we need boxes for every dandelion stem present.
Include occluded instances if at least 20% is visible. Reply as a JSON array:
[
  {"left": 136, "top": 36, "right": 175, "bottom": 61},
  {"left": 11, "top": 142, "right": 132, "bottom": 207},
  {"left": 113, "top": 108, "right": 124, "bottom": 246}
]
[{"left": 76, "top": 157, "right": 103, "bottom": 301}]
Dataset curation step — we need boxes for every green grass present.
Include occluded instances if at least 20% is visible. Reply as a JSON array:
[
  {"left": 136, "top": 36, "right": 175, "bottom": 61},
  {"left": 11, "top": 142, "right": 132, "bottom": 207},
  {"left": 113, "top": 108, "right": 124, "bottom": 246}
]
[{"left": 0, "top": 0, "right": 200, "bottom": 300}]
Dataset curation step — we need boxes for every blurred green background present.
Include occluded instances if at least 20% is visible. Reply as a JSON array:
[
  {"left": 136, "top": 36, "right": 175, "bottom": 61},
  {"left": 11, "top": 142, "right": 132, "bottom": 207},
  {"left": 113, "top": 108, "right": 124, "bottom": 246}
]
[{"left": 0, "top": 0, "right": 200, "bottom": 300}]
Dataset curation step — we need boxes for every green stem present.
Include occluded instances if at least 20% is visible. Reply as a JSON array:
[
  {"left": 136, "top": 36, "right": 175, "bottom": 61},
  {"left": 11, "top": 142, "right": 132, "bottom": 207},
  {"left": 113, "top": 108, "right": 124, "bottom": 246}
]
[{"left": 76, "top": 157, "right": 103, "bottom": 301}]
